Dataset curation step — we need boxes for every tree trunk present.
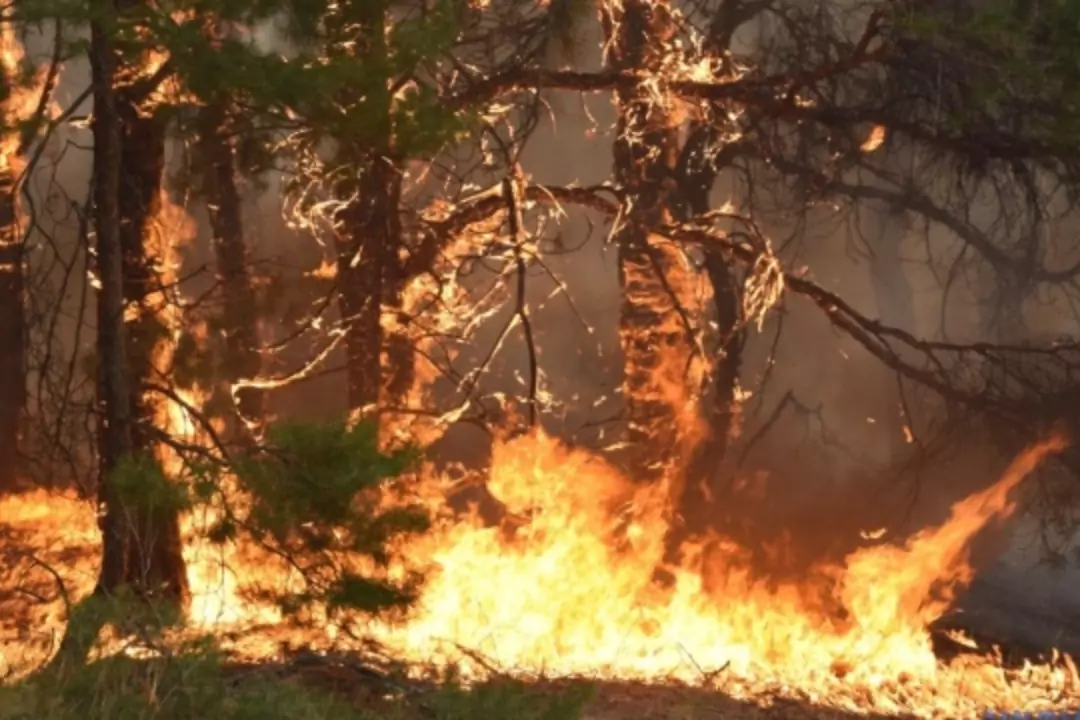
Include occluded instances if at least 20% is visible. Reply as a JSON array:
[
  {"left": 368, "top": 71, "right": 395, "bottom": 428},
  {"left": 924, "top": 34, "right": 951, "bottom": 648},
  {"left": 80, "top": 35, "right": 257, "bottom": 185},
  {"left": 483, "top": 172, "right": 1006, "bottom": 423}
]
[
  {"left": 337, "top": 155, "right": 400, "bottom": 415},
  {"left": 602, "top": 0, "right": 685, "bottom": 482},
  {"left": 90, "top": 12, "right": 187, "bottom": 605},
  {"left": 110, "top": 87, "right": 189, "bottom": 603},
  {"left": 198, "top": 100, "right": 263, "bottom": 441},
  {"left": 0, "top": 32, "right": 28, "bottom": 494},
  {"left": 0, "top": 158, "right": 24, "bottom": 492},
  {"left": 336, "top": 1, "right": 405, "bottom": 420},
  {"left": 668, "top": 123, "right": 746, "bottom": 536},
  {"left": 90, "top": 0, "right": 137, "bottom": 596}
]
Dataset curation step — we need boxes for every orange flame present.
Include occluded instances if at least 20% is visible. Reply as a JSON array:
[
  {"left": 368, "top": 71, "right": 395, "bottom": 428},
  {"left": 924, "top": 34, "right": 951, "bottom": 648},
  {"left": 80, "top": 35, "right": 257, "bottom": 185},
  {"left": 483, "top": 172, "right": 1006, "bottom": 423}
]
[
  {"left": 359, "top": 434, "right": 1065, "bottom": 693},
  {"left": 0, "top": 426, "right": 1074, "bottom": 715}
]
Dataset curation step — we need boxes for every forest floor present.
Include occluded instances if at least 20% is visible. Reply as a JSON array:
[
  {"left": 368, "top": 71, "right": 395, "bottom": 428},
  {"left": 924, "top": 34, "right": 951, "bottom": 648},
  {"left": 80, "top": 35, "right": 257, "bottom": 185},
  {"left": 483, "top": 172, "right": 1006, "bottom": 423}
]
[{"left": 228, "top": 658, "right": 919, "bottom": 720}]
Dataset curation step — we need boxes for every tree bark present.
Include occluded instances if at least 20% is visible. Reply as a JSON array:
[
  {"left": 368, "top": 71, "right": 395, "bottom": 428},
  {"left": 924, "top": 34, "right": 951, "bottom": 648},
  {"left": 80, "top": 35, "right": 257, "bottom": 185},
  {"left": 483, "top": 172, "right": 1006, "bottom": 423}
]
[
  {"left": 110, "top": 87, "right": 189, "bottom": 603},
  {"left": 91, "top": 5, "right": 187, "bottom": 605},
  {"left": 198, "top": 100, "right": 263, "bottom": 441},
  {"left": 336, "top": 153, "right": 401, "bottom": 415},
  {"left": 0, "top": 29, "right": 29, "bottom": 493},
  {"left": 664, "top": 118, "right": 748, "bottom": 536},
  {"left": 0, "top": 157, "right": 24, "bottom": 492},
  {"left": 335, "top": 1, "right": 405, "bottom": 419},
  {"left": 602, "top": 0, "right": 684, "bottom": 482},
  {"left": 90, "top": 0, "right": 137, "bottom": 595}
]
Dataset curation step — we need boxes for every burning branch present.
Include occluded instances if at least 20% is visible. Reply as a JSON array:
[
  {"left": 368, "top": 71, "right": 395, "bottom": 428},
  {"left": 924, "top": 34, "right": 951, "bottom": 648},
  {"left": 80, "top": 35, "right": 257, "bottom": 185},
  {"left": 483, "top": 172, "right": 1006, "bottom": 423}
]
[{"left": 425, "top": 176, "right": 1080, "bottom": 426}]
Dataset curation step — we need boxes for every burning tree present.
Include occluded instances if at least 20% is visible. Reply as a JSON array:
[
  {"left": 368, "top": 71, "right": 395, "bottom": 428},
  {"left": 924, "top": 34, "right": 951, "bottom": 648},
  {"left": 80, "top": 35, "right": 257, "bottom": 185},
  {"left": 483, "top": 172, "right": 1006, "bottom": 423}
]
[
  {"left": 0, "top": 17, "right": 58, "bottom": 492},
  {"left": 414, "top": 0, "right": 1080, "bottom": 542},
  {"left": 0, "top": 29, "right": 28, "bottom": 493}
]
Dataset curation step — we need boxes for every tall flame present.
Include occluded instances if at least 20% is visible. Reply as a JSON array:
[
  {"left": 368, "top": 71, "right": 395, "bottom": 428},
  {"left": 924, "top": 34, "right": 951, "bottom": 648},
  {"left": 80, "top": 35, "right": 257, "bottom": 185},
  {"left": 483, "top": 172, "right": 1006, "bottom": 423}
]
[{"left": 362, "top": 434, "right": 1066, "bottom": 691}]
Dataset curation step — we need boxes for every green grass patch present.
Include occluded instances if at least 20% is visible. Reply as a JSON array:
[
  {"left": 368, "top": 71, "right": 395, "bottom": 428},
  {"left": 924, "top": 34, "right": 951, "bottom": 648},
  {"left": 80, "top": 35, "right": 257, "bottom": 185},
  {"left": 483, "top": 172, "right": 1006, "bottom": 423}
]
[{"left": 0, "top": 641, "right": 592, "bottom": 720}]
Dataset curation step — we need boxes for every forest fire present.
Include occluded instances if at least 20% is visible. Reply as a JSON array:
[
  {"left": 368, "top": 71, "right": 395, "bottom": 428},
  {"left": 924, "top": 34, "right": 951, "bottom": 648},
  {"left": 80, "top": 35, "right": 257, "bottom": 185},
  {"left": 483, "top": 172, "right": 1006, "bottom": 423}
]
[
  {"left": 8, "top": 1, "right": 1080, "bottom": 719},
  {"left": 2, "top": 431, "right": 1077, "bottom": 717}
]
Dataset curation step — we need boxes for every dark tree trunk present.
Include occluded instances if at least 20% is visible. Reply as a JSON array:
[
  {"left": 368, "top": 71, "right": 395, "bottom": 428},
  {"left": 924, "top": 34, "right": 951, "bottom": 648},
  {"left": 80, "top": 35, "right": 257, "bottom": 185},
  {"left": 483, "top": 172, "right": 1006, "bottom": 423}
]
[
  {"left": 90, "top": 13, "right": 187, "bottom": 605},
  {"left": 335, "top": 1, "right": 406, "bottom": 419},
  {"left": 108, "top": 87, "right": 188, "bottom": 603},
  {"left": 337, "top": 155, "right": 400, "bottom": 414},
  {"left": 90, "top": 1, "right": 137, "bottom": 597},
  {"left": 198, "top": 100, "right": 263, "bottom": 441},
  {"left": 0, "top": 160, "right": 25, "bottom": 492},
  {"left": 602, "top": 0, "right": 684, "bottom": 482},
  {"left": 669, "top": 124, "right": 746, "bottom": 536}
]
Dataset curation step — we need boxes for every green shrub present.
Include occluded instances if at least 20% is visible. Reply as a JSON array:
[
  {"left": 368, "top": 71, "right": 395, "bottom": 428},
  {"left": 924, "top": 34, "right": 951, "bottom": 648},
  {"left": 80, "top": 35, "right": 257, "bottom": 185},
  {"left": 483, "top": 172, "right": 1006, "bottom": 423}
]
[
  {"left": 0, "top": 641, "right": 369, "bottom": 720},
  {"left": 0, "top": 646, "right": 591, "bottom": 720},
  {"left": 195, "top": 418, "right": 431, "bottom": 620}
]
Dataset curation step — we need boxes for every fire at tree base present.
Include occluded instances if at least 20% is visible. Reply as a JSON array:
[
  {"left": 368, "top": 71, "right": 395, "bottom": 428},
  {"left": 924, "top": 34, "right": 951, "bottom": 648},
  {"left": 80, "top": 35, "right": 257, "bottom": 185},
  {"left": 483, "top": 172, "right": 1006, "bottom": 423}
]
[{"left": 1, "top": 431, "right": 1077, "bottom": 719}]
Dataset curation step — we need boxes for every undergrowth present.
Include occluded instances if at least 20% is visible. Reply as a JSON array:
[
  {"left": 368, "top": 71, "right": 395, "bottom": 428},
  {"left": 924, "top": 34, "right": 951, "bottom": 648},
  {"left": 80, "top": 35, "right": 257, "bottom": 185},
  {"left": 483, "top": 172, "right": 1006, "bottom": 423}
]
[{"left": 0, "top": 640, "right": 592, "bottom": 719}]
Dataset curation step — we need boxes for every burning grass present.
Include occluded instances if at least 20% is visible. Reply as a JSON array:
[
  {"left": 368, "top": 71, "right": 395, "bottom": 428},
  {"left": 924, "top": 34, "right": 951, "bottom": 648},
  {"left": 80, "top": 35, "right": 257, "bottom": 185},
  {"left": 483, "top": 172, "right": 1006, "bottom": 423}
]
[{"left": 1, "top": 431, "right": 1079, "bottom": 718}]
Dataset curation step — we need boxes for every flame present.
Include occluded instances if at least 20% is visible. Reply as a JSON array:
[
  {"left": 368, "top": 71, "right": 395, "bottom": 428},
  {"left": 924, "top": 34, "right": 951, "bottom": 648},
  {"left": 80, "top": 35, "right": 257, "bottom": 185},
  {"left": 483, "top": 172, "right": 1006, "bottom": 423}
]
[
  {"left": 0, "top": 25, "right": 52, "bottom": 175},
  {"left": 3, "top": 428, "right": 1075, "bottom": 715},
  {"left": 358, "top": 435, "right": 1068, "bottom": 700},
  {"left": 148, "top": 185, "right": 203, "bottom": 468},
  {"left": 151, "top": 191, "right": 267, "bottom": 629},
  {"left": 0, "top": 21, "right": 56, "bottom": 266},
  {"left": 861, "top": 125, "right": 888, "bottom": 153}
]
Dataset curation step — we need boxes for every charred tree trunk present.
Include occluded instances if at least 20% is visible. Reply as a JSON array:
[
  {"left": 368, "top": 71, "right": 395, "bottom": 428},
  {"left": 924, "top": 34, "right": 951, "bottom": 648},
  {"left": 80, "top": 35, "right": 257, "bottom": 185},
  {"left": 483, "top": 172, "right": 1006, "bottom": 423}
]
[
  {"left": 108, "top": 87, "right": 189, "bottom": 604},
  {"left": 336, "top": 2, "right": 405, "bottom": 420},
  {"left": 198, "top": 100, "right": 263, "bottom": 441},
  {"left": 90, "top": 13, "right": 187, "bottom": 606},
  {"left": 337, "top": 155, "right": 400, "bottom": 415},
  {"left": 90, "top": 0, "right": 137, "bottom": 597},
  {"left": 0, "top": 158, "right": 24, "bottom": 492},
  {"left": 672, "top": 125, "right": 745, "bottom": 534},
  {"left": 602, "top": 0, "right": 684, "bottom": 482}
]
